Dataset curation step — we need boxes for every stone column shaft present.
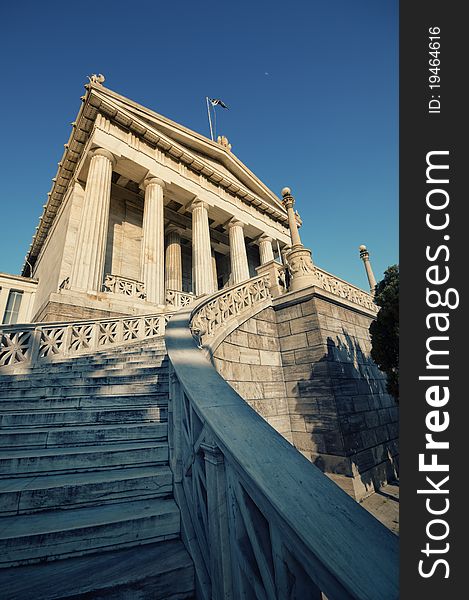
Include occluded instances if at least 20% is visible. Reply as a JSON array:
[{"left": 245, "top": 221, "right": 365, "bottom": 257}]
[
  {"left": 165, "top": 228, "right": 183, "bottom": 292},
  {"left": 284, "top": 202, "right": 302, "bottom": 247},
  {"left": 191, "top": 200, "right": 215, "bottom": 296},
  {"left": 228, "top": 220, "right": 250, "bottom": 284},
  {"left": 258, "top": 235, "right": 275, "bottom": 265},
  {"left": 359, "top": 245, "right": 377, "bottom": 293},
  {"left": 141, "top": 177, "right": 165, "bottom": 305},
  {"left": 70, "top": 148, "right": 115, "bottom": 293},
  {"left": 211, "top": 249, "right": 219, "bottom": 291}
]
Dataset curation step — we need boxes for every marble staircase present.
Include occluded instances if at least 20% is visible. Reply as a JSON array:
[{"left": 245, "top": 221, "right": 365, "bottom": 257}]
[{"left": 0, "top": 339, "right": 195, "bottom": 599}]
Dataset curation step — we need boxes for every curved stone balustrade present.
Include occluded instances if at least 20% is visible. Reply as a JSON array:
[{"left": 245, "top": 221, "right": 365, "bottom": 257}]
[
  {"left": 166, "top": 302, "right": 398, "bottom": 600},
  {"left": 102, "top": 274, "right": 146, "bottom": 299},
  {"left": 190, "top": 275, "right": 272, "bottom": 352},
  {"left": 312, "top": 266, "right": 377, "bottom": 312},
  {"left": 165, "top": 289, "right": 195, "bottom": 310},
  {"left": 0, "top": 313, "right": 168, "bottom": 371}
]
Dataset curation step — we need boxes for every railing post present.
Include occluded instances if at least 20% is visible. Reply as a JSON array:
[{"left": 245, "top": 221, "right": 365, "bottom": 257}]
[
  {"left": 116, "top": 319, "right": 124, "bottom": 344},
  {"left": 62, "top": 325, "right": 73, "bottom": 357},
  {"left": 90, "top": 321, "right": 99, "bottom": 351},
  {"left": 169, "top": 365, "right": 183, "bottom": 484},
  {"left": 138, "top": 316, "right": 146, "bottom": 340},
  {"left": 200, "top": 441, "right": 234, "bottom": 600},
  {"left": 29, "top": 327, "right": 42, "bottom": 367}
]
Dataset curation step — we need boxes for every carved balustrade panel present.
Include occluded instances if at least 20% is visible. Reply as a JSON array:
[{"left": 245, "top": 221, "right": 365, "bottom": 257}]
[
  {"left": 103, "top": 274, "right": 146, "bottom": 299},
  {"left": 190, "top": 276, "right": 271, "bottom": 347},
  {"left": 0, "top": 313, "right": 167, "bottom": 371},
  {"left": 312, "top": 267, "right": 377, "bottom": 312},
  {"left": 165, "top": 289, "right": 195, "bottom": 309}
]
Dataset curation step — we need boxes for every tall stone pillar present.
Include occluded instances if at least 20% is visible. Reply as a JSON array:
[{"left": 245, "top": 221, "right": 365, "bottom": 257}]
[
  {"left": 190, "top": 199, "right": 215, "bottom": 296},
  {"left": 359, "top": 245, "right": 377, "bottom": 294},
  {"left": 70, "top": 148, "right": 115, "bottom": 293},
  {"left": 258, "top": 234, "right": 275, "bottom": 265},
  {"left": 141, "top": 177, "right": 165, "bottom": 305},
  {"left": 228, "top": 219, "right": 250, "bottom": 284},
  {"left": 281, "top": 187, "right": 316, "bottom": 292},
  {"left": 165, "top": 227, "right": 183, "bottom": 292}
]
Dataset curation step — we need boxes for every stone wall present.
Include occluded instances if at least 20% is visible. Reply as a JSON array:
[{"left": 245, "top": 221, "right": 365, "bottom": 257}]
[
  {"left": 211, "top": 289, "right": 398, "bottom": 501},
  {"left": 275, "top": 293, "right": 398, "bottom": 500},
  {"left": 212, "top": 307, "right": 292, "bottom": 442}
]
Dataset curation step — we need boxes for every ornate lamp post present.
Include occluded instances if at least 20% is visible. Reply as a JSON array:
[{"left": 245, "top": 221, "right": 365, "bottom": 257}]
[
  {"left": 281, "top": 187, "right": 316, "bottom": 292},
  {"left": 359, "top": 244, "right": 377, "bottom": 294}
]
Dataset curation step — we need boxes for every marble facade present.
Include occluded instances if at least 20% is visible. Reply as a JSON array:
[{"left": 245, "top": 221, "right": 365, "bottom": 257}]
[{"left": 22, "top": 80, "right": 291, "bottom": 322}]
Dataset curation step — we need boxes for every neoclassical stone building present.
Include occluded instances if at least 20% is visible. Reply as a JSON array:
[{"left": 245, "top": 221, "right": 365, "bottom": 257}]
[
  {"left": 23, "top": 79, "right": 292, "bottom": 322},
  {"left": 0, "top": 77, "right": 398, "bottom": 598}
]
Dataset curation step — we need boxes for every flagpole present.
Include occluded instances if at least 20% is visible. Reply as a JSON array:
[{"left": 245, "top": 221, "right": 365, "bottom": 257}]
[{"left": 206, "top": 97, "right": 214, "bottom": 141}]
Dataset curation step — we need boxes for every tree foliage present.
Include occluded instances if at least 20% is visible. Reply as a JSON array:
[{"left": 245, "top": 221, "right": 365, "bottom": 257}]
[{"left": 370, "top": 265, "right": 399, "bottom": 402}]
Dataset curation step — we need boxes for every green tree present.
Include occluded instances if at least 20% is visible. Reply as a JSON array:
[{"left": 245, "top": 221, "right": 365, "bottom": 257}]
[{"left": 370, "top": 265, "right": 399, "bottom": 402}]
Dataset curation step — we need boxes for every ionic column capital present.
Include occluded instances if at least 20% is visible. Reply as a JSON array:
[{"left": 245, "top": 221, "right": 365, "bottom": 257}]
[
  {"left": 188, "top": 198, "right": 209, "bottom": 212},
  {"left": 143, "top": 176, "right": 166, "bottom": 190},
  {"left": 227, "top": 218, "right": 245, "bottom": 230},
  {"left": 91, "top": 147, "right": 116, "bottom": 166},
  {"left": 166, "top": 224, "right": 183, "bottom": 236},
  {"left": 258, "top": 234, "right": 273, "bottom": 244}
]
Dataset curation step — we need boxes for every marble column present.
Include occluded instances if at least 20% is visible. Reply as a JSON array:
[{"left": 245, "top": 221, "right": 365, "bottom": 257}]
[
  {"left": 165, "top": 227, "right": 183, "bottom": 292},
  {"left": 359, "top": 245, "right": 377, "bottom": 294},
  {"left": 141, "top": 177, "right": 165, "bottom": 305},
  {"left": 70, "top": 148, "right": 115, "bottom": 293},
  {"left": 228, "top": 219, "right": 250, "bottom": 284},
  {"left": 211, "top": 249, "right": 219, "bottom": 291},
  {"left": 191, "top": 199, "right": 215, "bottom": 296},
  {"left": 258, "top": 234, "right": 275, "bottom": 265}
]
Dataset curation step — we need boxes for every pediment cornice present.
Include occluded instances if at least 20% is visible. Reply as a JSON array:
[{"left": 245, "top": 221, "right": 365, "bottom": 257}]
[{"left": 23, "top": 83, "right": 288, "bottom": 275}]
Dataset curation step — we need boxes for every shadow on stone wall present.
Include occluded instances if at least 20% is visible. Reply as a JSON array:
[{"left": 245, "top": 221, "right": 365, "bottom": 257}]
[{"left": 291, "top": 329, "right": 398, "bottom": 499}]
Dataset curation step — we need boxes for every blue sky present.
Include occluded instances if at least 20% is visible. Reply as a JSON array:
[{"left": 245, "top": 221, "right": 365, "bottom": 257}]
[{"left": 0, "top": 0, "right": 397, "bottom": 290}]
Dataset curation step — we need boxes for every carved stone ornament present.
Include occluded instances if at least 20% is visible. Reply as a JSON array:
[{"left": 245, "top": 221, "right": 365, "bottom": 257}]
[
  {"left": 87, "top": 74, "right": 106, "bottom": 85},
  {"left": 285, "top": 246, "right": 316, "bottom": 292}
]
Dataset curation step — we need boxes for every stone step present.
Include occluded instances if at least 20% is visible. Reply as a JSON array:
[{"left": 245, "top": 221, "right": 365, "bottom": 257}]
[
  {"left": 0, "top": 538, "right": 194, "bottom": 599},
  {"left": 0, "top": 421, "right": 168, "bottom": 449},
  {"left": 0, "top": 406, "right": 167, "bottom": 428},
  {"left": 0, "top": 465, "right": 173, "bottom": 515},
  {"left": 0, "top": 381, "right": 167, "bottom": 400},
  {"left": 5, "top": 353, "right": 168, "bottom": 375},
  {"left": 0, "top": 371, "right": 168, "bottom": 391},
  {"left": 0, "top": 441, "right": 168, "bottom": 477},
  {"left": 0, "top": 364, "right": 167, "bottom": 382},
  {"left": 0, "top": 497, "right": 180, "bottom": 567},
  {"left": 0, "top": 392, "right": 168, "bottom": 413},
  {"left": 62, "top": 354, "right": 167, "bottom": 366}
]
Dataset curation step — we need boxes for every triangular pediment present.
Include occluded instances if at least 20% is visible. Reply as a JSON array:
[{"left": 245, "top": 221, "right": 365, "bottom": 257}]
[{"left": 89, "top": 84, "right": 285, "bottom": 213}]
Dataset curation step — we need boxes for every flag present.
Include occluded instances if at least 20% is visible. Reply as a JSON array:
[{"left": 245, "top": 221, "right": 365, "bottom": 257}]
[{"left": 209, "top": 98, "right": 229, "bottom": 109}]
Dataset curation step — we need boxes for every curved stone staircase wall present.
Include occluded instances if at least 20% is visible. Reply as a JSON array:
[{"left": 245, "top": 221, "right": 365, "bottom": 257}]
[
  {"left": 212, "top": 288, "right": 399, "bottom": 501},
  {"left": 212, "top": 306, "right": 293, "bottom": 442}
]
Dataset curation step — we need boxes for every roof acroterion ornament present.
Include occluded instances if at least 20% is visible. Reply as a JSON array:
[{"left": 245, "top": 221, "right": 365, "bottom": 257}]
[
  {"left": 87, "top": 74, "right": 106, "bottom": 85},
  {"left": 217, "top": 135, "right": 232, "bottom": 151}
]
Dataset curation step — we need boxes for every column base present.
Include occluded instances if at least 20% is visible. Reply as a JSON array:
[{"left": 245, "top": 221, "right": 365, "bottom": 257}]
[{"left": 285, "top": 246, "right": 316, "bottom": 292}]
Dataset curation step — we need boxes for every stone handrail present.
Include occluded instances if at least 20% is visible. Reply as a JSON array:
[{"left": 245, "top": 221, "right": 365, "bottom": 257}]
[
  {"left": 0, "top": 312, "right": 168, "bottom": 371},
  {"left": 312, "top": 266, "right": 377, "bottom": 312},
  {"left": 190, "top": 275, "right": 272, "bottom": 352},
  {"left": 103, "top": 274, "right": 146, "bottom": 299},
  {"left": 165, "top": 289, "right": 195, "bottom": 310},
  {"left": 166, "top": 302, "right": 398, "bottom": 600}
]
